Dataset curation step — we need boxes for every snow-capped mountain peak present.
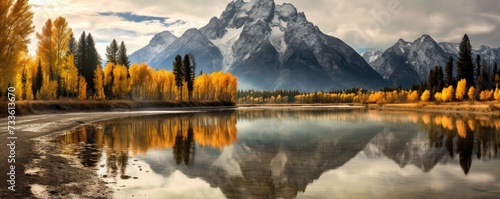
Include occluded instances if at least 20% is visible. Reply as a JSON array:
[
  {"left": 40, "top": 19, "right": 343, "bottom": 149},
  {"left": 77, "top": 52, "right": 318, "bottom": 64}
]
[{"left": 129, "top": 30, "right": 177, "bottom": 65}]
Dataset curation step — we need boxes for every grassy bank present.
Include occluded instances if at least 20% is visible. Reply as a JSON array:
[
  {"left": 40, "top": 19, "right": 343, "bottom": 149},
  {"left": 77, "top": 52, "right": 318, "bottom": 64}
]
[
  {"left": 237, "top": 103, "right": 363, "bottom": 107},
  {"left": 239, "top": 102, "right": 500, "bottom": 116},
  {"left": 0, "top": 100, "right": 235, "bottom": 117},
  {"left": 367, "top": 101, "right": 500, "bottom": 115}
]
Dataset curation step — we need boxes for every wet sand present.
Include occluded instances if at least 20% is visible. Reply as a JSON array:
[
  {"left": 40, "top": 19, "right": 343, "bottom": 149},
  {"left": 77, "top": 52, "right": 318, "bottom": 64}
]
[{"left": 0, "top": 110, "right": 211, "bottom": 198}]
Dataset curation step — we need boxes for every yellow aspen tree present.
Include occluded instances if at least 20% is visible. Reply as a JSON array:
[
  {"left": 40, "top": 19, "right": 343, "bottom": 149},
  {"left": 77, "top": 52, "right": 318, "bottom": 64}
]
[
  {"left": 154, "top": 69, "right": 175, "bottom": 100},
  {"left": 467, "top": 86, "right": 475, "bottom": 101},
  {"left": 0, "top": 0, "right": 34, "bottom": 91},
  {"left": 480, "top": 90, "right": 493, "bottom": 101},
  {"left": 67, "top": 54, "right": 79, "bottom": 97},
  {"left": 434, "top": 92, "right": 442, "bottom": 102},
  {"left": 441, "top": 86, "right": 454, "bottom": 102},
  {"left": 129, "top": 63, "right": 154, "bottom": 99},
  {"left": 21, "top": 58, "right": 35, "bottom": 100},
  {"left": 52, "top": 16, "right": 72, "bottom": 81},
  {"left": 420, "top": 90, "right": 430, "bottom": 102},
  {"left": 407, "top": 90, "right": 419, "bottom": 102},
  {"left": 39, "top": 74, "right": 57, "bottom": 99},
  {"left": 15, "top": 55, "right": 32, "bottom": 100},
  {"left": 112, "top": 65, "right": 130, "bottom": 98},
  {"left": 494, "top": 87, "right": 500, "bottom": 101},
  {"left": 93, "top": 65, "right": 105, "bottom": 100},
  {"left": 77, "top": 75, "right": 87, "bottom": 100},
  {"left": 103, "top": 62, "right": 115, "bottom": 98},
  {"left": 165, "top": 70, "right": 176, "bottom": 100},
  {"left": 36, "top": 19, "right": 57, "bottom": 80},
  {"left": 455, "top": 79, "right": 467, "bottom": 101}
]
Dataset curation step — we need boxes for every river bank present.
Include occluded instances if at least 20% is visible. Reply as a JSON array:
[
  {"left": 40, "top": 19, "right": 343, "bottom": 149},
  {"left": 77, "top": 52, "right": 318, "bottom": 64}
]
[
  {"left": 0, "top": 100, "right": 235, "bottom": 118},
  {"left": 240, "top": 102, "right": 500, "bottom": 116},
  {"left": 367, "top": 102, "right": 500, "bottom": 116}
]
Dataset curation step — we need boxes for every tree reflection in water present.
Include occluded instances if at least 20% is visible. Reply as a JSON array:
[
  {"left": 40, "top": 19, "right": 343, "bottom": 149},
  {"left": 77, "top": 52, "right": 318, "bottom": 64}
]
[
  {"left": 173, "top": 120, "right": 196, "bottom": 166},
  {"left": 59, "top": 111, "right": 237, "bottom": 176}
]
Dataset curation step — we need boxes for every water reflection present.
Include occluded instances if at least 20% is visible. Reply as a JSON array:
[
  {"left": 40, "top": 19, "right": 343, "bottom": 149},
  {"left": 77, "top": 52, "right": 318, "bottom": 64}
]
[{"left": 59, "top": 108, "right": 500, "bottom": 198}]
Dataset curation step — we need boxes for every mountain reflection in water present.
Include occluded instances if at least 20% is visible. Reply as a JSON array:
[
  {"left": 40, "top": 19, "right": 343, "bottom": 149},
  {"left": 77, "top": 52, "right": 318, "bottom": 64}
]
[{"left": 59, "top": 108, "right": 500, "bottom": 198}]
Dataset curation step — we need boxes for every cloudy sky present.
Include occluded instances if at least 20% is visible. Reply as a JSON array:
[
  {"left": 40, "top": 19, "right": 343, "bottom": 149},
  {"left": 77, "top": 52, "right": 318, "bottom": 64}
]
[{"left": 28, "top": 0, "right": 500, "bottom": 57}]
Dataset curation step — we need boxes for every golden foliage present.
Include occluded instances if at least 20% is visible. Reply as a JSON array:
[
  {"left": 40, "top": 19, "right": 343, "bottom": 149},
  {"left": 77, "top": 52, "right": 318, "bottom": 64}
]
[
  {"left": 420, "top": 90, "right": 431, "bottom": 102},
  {"left": 434, "top": 92, "right": 442, "bottom": 102},
  {"left": 407, "top": 90, "right": 419, "bottom": 102},
  {"left": 479, "top": 90, "right": 493, "bottom": 101},
  {"left": 456, "top": 119, "right": 467, "bottom": 138},
  {"left": 52, "top": 16, "right": 72, "bottom": 79},
  {"left": 193, "top": 71, "right": 238, "bottom": 103},
  {"left": 154, "top": 69, "right": 176, "bottom": 100},
  {"left": 468, "top": 86, "right": 476, "bottom": 101},
  {"left": 441, "top": 86, "right": 454, "bottom": 102},
  {"left": 494, "top": 87, "right": 500, "bottom": 101},
  {"left": 93, "top": 66, "right": 105, "bottom": 100},
  {"left": 39, "top": 74, "right": 58, "bottom": 100},
  {"left": 36, "top": 19, "right": 56, "bottom": 79},
  {"left": 455, "top": 79, "right": 467, "bottom": 101},
  {"left": 77, "top": 76, "right": 87, "bottom": 100},
  {"left": 112, "top": 64, "right": 130, "bottom": 98},
  {"left": 0, "top": 0, "right": 34, "bottom": 90}
]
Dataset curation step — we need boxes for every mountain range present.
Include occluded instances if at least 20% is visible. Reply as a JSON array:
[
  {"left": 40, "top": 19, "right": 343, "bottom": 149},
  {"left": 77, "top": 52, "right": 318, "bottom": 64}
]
[
  {"left": 130, "top": 0, "right": 387, "bottom": 91},
  {"left": 362, "top": 35, "right": 500, "bottom": 87}
]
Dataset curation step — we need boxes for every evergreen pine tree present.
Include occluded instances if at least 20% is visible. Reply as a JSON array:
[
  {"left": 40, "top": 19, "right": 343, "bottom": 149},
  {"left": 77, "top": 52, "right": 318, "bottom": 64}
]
[
  {"left": 183, "top": 54, "right": 195, "bottom": 100},
  {"left": 67, "top": 33, "right": 77, "bottom": 56},
  {"left": 34, "top": 59, "right": 43, "bottom": 98},
  {"left": 106, "top": 39, "right": 119, "bottom": 64},
  {"left": 481, "top": 60, "right": 490, "bottom": 89},
  {"left": 21, "top": 66, "right": 28, "bottom": 99},
  {"left": 436, "top": 66, "right": 444, "bottom": 92},
  {"left": 75, "top": 31, "right": 87, "bottom": 75},
  {"left": 84, "top": 33, "right": 101, "bottom": 95},
  {"left": 189, "top": 53, "right": 196, "bottom": 76},
  {"left": 118, "top": 41, "right": 130, "bottom": 68},
  {"left": 173, "top": 55, "right": 184, "bottom": 100},
  {"left": 428, "top": 68, "right": 436, "bottom": 99},
  {"left": 444, "top": 56, "right": 454, "bottom": 87},
  {"left": 456, "top": 34, "right": 474, "bottom": 87},
  {"left": 491, "top": 62, "right": 500, "bottom": 86},
  {"left": 475, "top": 54, "right": 481, "bottom": 81}
]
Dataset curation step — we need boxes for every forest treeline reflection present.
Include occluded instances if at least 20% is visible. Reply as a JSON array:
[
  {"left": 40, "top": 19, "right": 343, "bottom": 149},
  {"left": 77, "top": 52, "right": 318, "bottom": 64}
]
[{"left": 60, "top": 111, "right": 238, "bottom": 172}]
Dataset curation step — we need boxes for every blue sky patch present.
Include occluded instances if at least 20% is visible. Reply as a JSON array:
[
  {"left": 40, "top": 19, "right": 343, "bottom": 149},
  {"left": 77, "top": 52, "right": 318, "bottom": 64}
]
[{"left": 98, "top": 12, "right": 185, "bottom": 28}]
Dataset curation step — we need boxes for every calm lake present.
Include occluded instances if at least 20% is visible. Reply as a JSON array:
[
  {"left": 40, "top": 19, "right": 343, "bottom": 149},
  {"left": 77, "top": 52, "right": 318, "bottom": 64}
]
[{"left": 59, "top": 107, "right": 500, "bottom": 198}]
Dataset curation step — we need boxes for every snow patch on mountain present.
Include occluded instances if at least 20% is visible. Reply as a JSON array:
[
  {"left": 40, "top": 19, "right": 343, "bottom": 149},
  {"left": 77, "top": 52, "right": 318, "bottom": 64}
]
[
  {"left": 269, "top": 26, "right": 287, "bottom": 58},
  {"left": 361, "top": 48, "right": 384, "bottom": 64},
  {"left": 240, "top": 0, "right": 256, "bottom": 11},
  {"left": 211, "top": 28, "right": 243, "bottom": 71}
]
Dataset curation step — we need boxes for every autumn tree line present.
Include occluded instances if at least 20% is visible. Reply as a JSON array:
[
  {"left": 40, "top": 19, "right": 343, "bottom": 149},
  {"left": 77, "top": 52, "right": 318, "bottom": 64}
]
[{"left": 1, "top": 1, "right": 237, "bottom": 104}]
